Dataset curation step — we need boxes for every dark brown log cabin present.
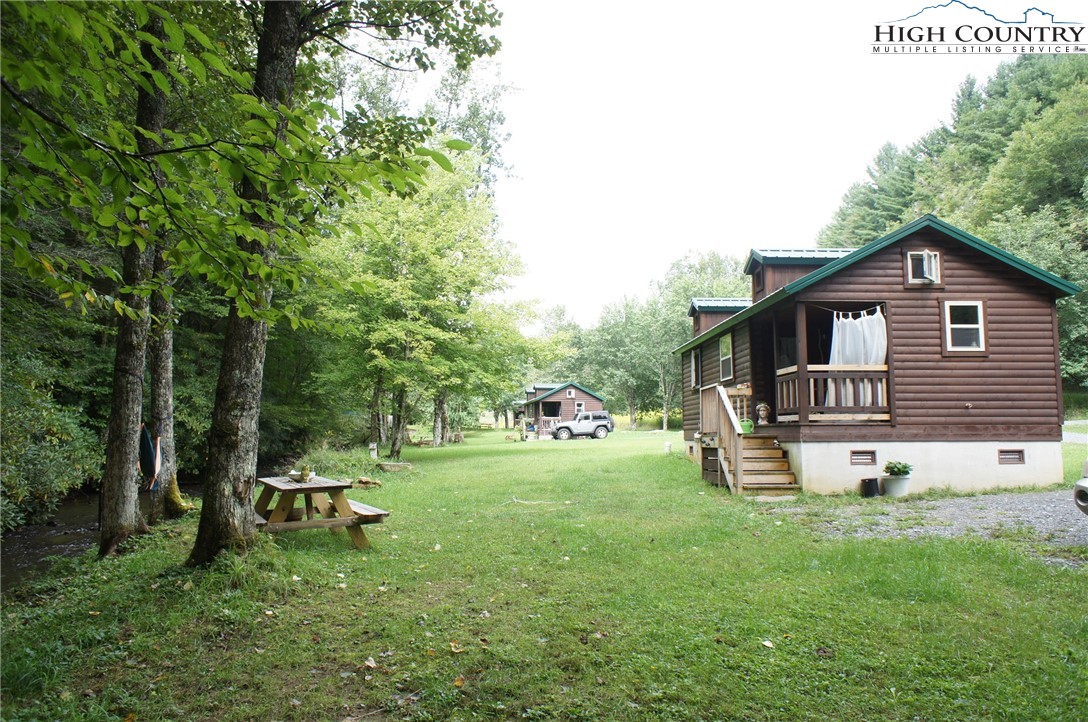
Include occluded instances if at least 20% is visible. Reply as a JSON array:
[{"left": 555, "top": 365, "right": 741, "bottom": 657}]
[
  {"left": 520, "top": 382, "right": 605, "bottom": 433},
  {"left": 677, "top": 215, "right": 1081, "bottom": 495}
]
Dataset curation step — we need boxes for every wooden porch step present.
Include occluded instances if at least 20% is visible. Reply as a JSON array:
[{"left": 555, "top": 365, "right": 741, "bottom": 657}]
[
  {"left": 741, "top": 471, "right": 797, "bottom": 485},
  {"left": 741, "top": 481, "right": 801, "bottom": 496},
  {"left": 742, "top": 458, "right": 790, "bottom": 472},
  {"left": 741, "top": 435, "right": 779, "bottom": 448},
  {"left": 742, "top": 448, "right": 788, "bottom": 459}
]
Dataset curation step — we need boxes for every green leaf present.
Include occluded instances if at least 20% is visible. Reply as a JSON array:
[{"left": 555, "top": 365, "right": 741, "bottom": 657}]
[
  {"left": 183, "top": 51, "right": 206, "bottom": 84},
  {"left": 445, "top": 139, "right": 473, "bottom": 151},
  {"left": 96, "top": 210, "right": 117, "bottom": 228},
  {"left": 430, "top": 151, "right": 453, "bottom": 172},
  {"left": 200, "top": 51, "right": 230, "bottom": 78},
  {"left": 183, "top": 22, "right": 215, "bottom": 51}
]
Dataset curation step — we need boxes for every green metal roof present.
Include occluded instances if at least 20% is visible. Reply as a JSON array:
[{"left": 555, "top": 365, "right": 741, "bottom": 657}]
[
  {"left": 742, "top": 248, "right": 853, "bottom": 275},
  {"left": 522, "top": 381, "right": 604, "bottom": 405},
  {"left": 674, "top": 215, "right": 1081, "bottom": 355},
  {"left": 687, "top": 298, "right": 751, "bottom": 317}
]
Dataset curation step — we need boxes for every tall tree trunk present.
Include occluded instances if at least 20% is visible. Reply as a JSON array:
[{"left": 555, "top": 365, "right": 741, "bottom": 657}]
[
  {"left": 660, "top": 364, "right": 669, "bottom": 432},
  {"left": 148, "top": 254, "right": 188, "bottom": 521},
  {"left": 368, "top": 374, "right": 384, "bottom": 444},
  {"left": 98, "top": 15, "right": 166, "bottom": 556},
  {"left": 390, "top": 387, "right": 408, "bottom": 460},
  {"left": 432, "top": 394, "right": 443, "bottom": 447},
  {"left": 188, "top": 0, "right": 301, "bottom": 566},
  {"left": 98, "top": 243, "right": 154, "bottom": 555}
]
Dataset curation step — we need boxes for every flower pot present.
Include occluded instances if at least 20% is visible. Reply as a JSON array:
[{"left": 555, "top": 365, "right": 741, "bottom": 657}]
[{"left": 881, "top": 475, "right": 910, "bottom": 497}]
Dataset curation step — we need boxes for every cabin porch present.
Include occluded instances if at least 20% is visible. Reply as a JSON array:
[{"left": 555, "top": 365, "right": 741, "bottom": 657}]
[{"left": 758, "top": 300, "right": 891, "bottom": 426}]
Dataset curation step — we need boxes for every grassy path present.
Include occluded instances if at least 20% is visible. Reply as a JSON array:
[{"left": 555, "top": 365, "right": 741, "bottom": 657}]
[{"left": 3, "top": 430, "right": 1086, "bottom": 720}]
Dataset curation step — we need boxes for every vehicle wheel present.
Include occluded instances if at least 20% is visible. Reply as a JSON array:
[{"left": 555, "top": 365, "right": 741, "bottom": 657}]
[
  {"left": 555, "top": 428, "right": 572, "bottom": 440},
  {"left": 593, "top": 426, "right": 608, "bottom": 439}
]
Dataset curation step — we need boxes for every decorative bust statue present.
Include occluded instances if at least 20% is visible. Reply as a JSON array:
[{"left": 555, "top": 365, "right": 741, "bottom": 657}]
[{"left": 755, "top": 403, "right": 771, "bottom": 425}]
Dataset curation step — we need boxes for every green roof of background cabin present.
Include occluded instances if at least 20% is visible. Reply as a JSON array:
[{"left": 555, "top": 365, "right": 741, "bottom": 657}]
[{"left": 522, "top": 382, "right": 604, "bottom": 405}]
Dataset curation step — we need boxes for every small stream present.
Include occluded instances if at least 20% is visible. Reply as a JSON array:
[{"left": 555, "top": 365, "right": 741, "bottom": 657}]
[{"left": 1, "top": 485, "right": 202, "bottom": 593}]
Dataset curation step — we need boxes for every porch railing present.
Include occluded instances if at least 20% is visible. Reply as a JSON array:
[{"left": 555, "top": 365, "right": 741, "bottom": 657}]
[
  {"left": 776, "top": 365, "right": 890, "bottom": 422},
  {"left": 699, "top": 385, "right": 749, "bottom": 491}
]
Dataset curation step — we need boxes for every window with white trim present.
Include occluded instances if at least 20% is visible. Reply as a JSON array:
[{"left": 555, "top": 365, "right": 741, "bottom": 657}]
[
  {"left": 574, "top": 401, "right": 586, "bottom": 414},
  {"left": 944, "top": 301, "right": 985, "bottom": 351},
  {"left": 690, "top": 349, "right": 701, "bottom": 389},
  {"left": 566, "top": 388, "right": 576, "bottom": 398},
  {"left": 719, "top": 334, "right": 734, "bottom": 381},
  {"left": 908, "top": 249, "right": 941, "bottom": 284}
]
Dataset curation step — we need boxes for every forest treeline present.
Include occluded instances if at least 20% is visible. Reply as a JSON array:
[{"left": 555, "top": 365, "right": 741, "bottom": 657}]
[{"left": 0, "top": 0, "right": 508, "bottom": 556}]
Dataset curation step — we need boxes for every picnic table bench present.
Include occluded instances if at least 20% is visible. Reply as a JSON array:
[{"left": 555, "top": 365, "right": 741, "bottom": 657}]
[{"left": 255, "top": 476, "right": 389, "bottom": 549}]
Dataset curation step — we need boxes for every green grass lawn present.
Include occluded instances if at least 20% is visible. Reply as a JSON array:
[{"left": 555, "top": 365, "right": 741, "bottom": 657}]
[{"left": 3, "top": 431, "right": 1086, "bottom": 721}]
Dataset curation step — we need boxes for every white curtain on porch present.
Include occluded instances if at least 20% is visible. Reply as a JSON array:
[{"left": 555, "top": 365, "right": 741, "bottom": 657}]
[
  {"left": 827, "top": 307, "right": 887, "bottom": 406},
  {"left": 829, "top": 307, "right": 887, "bottom": 366}
]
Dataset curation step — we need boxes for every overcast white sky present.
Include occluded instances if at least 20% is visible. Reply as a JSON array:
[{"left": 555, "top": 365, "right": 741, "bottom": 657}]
[{"left": 484, "top": 0, "right": 1080, "bottom": 326}]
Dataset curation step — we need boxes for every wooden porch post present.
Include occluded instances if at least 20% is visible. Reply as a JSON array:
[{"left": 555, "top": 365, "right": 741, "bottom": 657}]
[{"left": 796, "top": 302, "right": 809, "bottom": 425}]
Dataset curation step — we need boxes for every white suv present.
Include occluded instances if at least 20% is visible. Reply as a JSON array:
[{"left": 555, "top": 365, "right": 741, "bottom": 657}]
[{"left": 553, "top": 411, "right": 614, "bottom": 440}]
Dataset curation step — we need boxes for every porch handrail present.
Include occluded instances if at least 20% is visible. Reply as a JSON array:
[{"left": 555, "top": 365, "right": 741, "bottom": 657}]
[
  {"left": 776, "top": 364, "right": 890, "bottom": 422},
  {"left": 717, "top": 385, "right": 744, "bottom": 492}
]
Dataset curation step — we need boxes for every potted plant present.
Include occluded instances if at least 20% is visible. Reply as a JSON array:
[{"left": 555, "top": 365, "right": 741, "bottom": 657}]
[{"left": 881, "top": 460, "right": 912, "bottom": 497}]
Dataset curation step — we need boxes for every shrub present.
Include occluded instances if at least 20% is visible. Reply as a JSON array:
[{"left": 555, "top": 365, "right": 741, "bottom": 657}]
[{"left": 0, "top": 355, "right": 102, "bottom": 531}]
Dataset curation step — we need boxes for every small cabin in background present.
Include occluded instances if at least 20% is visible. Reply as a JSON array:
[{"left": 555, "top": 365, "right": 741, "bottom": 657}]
[
  {"left": 520, "top": 382, "right": 605, "bottom": 434},
  {"left": 676, "top": 215, "right": 1081, "bottom": 496}
]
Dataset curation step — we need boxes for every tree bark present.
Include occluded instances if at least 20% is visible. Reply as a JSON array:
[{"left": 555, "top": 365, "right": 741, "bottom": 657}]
[
  {"left": 188, "top": 0, "right": 302, "bottom": 566},
  {"left": 368, "top": 374, "right": 384, "bottom": 444},
  {"left": 97, "top": 243, "right": 154, "bottom": 555},
  {"left": 98, "top": 15, "right": 166, "bottom": 556},
  {"left": 432, "top": 394, "right": 443, "bottom": 447},
  {"left": 148, "top": 253, "right": 188, "bottom": 521},
  {"left": 660, "top": 363, "right": 669, "bottom": 432},
  {"left": 389, "top": 387, "right": 408, "bottom": 460}
]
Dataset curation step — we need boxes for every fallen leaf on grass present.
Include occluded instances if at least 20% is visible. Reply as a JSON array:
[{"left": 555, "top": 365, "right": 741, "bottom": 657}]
[
  {"left": 762, "top": 640, "right": 775, "bottom": 648},
  {"left": 453, "top": 675, "right": 465, "bottom": 688},
  {"left": 815, "top": 646, "right": 834, "bottom": 658},
  {"left": 450, "top": 640, "right": 465, "bottom": 654},
  {"left": 363, "top": 657, "right": 378, "bottom": 669}
]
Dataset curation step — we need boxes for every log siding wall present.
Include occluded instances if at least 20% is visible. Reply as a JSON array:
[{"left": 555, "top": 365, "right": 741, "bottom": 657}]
[{"left": 798, "top": 229, "right": 1063, "bottom": 441}]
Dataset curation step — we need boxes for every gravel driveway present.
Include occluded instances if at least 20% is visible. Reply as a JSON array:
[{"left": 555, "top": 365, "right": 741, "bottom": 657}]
[{"left": 775, "top": 488, "right": 1088, "bottom": 566}]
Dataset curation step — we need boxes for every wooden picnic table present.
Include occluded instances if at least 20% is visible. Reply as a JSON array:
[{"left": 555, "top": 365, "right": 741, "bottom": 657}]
[{"left": 255, "top": 476, "right": 389, "bottom": 550}]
